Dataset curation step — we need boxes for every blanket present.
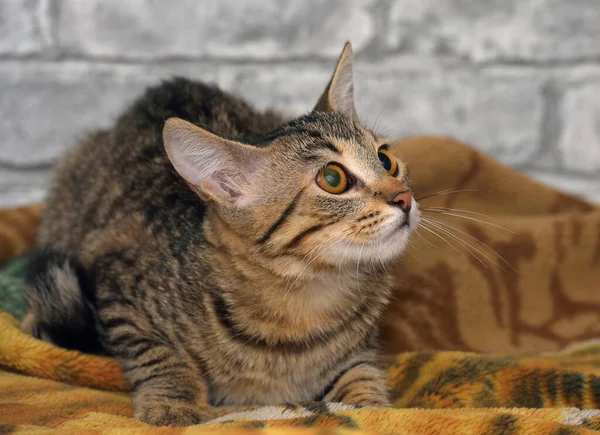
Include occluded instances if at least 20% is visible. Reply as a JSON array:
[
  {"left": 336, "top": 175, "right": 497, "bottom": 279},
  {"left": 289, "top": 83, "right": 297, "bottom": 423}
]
[
  {"left": 0, "top": 136, "right": 599, "bottom": 434},
  {"left": 1, "top": 311, "right": 600, "bottom": 434}
]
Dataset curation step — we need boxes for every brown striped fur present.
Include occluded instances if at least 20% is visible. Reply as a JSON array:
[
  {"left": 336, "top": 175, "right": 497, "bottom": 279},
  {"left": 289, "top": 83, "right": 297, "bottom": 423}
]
[{"left": 24, "top": 43, "right": 418, "bottom": 426}]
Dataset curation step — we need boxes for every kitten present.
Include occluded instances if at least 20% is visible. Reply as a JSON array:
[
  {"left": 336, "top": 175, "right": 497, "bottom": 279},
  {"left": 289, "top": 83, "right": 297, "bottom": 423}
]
[{"left": 23, "top": 43, "right": 419, "bottom": 427}]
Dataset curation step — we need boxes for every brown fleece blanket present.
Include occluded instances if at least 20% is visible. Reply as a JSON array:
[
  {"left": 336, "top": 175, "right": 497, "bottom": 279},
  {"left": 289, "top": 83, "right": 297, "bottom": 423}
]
[{"left": 1, "top": 309, "right": 600, "bottom": 434}]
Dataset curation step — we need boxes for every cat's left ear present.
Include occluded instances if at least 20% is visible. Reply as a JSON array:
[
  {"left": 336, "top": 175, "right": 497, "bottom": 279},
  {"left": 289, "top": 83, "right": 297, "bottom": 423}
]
[{"left": 313, "top": 42, "right": 356, "bottom": 117}]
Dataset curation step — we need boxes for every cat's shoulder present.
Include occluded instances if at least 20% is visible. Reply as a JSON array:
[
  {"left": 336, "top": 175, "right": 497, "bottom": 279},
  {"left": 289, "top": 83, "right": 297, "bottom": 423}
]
[
  {"left": 118, "top": 77, "right": 283, "bottom": 142},
  {"left": 117, "top": 77, "right": 231, "bottom": 126}
]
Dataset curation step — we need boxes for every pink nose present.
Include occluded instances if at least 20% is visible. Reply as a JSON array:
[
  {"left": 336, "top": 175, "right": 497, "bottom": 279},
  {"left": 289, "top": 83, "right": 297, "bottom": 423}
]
[{"left": 392, "top": 190, "right": 412, "bottom": 213}]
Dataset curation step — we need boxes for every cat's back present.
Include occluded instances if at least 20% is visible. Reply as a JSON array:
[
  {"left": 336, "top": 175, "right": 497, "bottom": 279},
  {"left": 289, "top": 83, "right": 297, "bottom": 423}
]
[{"left": 39, "top": 78, "right": 283, "bottom": 251}]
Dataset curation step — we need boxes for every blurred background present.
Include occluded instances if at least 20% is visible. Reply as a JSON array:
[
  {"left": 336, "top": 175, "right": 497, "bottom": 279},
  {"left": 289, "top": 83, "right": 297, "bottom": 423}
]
[{"left": 1, "top": 0, "right": 599, "bottom": 207}]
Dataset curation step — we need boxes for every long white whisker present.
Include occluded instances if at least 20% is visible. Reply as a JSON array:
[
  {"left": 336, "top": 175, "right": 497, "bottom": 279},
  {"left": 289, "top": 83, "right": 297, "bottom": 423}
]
[
  {"left": 418, "top": 222, "right": 461, "bottom": 254},
  {"left": 421, "top": 217, "right": 494, "bottom": 269},
  {"left": 403, "top": 238, "right": 426, "bottom": 265},
  {"left": 422, "top": 215, "right": 516, "bottom": 273},
  {"left": 356, "top": 241, "right": 366, "bottom": 294},
  {"left": 422, "top": 210, "right": 517, "bottom": 235},
  {"left": 421, "top": 207, "right": 492, "bottom": 219},
  {"left": 371, "top": 260, "right": 383, "bottom": 290},
  {"left": 416, "top": 188, "right": 479, "bottom": 201},
  {"left": 379, "top": 254, "right": 390, "bottom": 276},
  {"left": 413, "top": 227, "right": 437, "bottom": 250},
  {"left": 372, "top": 104, "right": 386, "bottom": 134}
]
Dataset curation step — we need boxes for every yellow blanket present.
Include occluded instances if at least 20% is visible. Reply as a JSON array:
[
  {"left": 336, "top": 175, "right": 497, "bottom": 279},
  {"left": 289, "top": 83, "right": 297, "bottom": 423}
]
[
  {"left": 1, "top": 311, "right": 600, "bottom": 434},
  {"left": 0, "top": 136, "right": 599, "bottom": 434}
]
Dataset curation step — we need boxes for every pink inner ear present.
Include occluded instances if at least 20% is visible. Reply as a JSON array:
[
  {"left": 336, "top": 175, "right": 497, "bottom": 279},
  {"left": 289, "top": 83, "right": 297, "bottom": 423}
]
[{"left": 208, "top": 171, "right": 243, "bottom": 201}]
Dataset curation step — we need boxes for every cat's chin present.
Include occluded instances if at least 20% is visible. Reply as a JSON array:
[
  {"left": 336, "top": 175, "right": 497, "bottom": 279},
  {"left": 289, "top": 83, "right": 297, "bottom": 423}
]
[{"left": 333, "top": 211, "right": 419, "bottom": 266}]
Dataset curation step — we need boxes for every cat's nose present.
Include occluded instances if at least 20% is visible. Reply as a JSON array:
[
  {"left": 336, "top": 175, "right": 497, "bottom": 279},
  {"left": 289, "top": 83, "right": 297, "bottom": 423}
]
[{"left": 391, "top": 190, "right": 412, "bottom": 213}]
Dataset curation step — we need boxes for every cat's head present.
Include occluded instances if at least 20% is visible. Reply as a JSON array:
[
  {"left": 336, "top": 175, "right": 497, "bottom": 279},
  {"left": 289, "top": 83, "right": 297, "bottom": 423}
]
[{"left": 163, "top": 43, "right": 418, "bottom": 271}]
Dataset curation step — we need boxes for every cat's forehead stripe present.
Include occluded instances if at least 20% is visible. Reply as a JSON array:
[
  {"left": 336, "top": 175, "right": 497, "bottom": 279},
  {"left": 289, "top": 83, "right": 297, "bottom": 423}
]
[{"left": 292, "top": 113, "right": 365, "bottom": 141}]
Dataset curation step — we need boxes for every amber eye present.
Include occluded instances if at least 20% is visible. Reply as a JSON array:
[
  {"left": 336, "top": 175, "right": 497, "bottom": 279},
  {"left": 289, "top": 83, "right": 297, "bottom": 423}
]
[
  {"left": 316, "top": 163, "right": 349, "bottom": 194},
  {"left": 378, "top": 148, "right": 399, "bottom": 176}
]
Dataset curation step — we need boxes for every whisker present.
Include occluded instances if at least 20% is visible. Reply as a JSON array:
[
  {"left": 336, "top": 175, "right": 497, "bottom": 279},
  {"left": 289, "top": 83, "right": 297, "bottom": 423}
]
[
  {"left": 421, "top": 216, "right": 517, "bottom": 273},
  {"left": 355, "top": 226, "right": 367, "bottom": 236},
  {"left": 421, "top": 207, "right": 492, "bottom": 219},
  {"left": 371, "top": 257, "right": 384, "bottom": 290},
  {"left": 356, "top": 241, "right": 366, "bottom": 294},
  {"left": 418, "top": 222, "right": 462, "bottom": 254},
  {"left": 379, "top": 117, "right": 409, "bottom": 134},
  {"left": 378, "top": 254, "right": 390, "bottom": 276},
  {"left": 415, "top": 188, "right": 479, "bottom": 202},
  {"left": 421, "top": 217, "right": 495, "bottom": 269},
  {"left": 406, "top": 236, "right": 427, "bottom": 255},
  {"left": 413, "top": 227, "right": 437, "bottom": 250},
  {"left": 404, "top": 238, "right": 426, "bottom": 265},
  {"left": 421, "top": 210, "right": 517, "bottom": 235},
  {"left": 373, "top": 105, "right": 386, "bottom": 134}
]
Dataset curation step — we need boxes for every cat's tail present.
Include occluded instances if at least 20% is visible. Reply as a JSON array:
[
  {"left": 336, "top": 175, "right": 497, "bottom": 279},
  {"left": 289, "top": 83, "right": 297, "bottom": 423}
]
[{"left": 23, "top": 249, "right": 103, "bottom": 353}]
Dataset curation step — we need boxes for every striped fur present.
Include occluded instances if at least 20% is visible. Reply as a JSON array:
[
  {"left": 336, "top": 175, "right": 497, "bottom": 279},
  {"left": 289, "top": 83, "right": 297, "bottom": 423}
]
[{"left": 24, "top": 43, "right": 418, "bottom": 426}]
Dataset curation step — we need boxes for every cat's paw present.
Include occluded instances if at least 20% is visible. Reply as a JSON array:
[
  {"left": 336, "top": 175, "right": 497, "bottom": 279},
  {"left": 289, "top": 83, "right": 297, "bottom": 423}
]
[{"left": 135, "top": 402, "right": 214, "bottom": 427}]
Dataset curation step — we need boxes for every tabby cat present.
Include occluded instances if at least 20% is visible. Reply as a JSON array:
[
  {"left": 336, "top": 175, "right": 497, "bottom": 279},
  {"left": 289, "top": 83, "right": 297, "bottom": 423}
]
[{"left": 23, "top": 43, "right": 418, "bottom": 427}]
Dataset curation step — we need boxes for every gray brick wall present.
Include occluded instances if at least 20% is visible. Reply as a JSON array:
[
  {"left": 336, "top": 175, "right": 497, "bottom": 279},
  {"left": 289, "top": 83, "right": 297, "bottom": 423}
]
[{"left": 1, "top": 0, "right": 599, "bottom": 207}]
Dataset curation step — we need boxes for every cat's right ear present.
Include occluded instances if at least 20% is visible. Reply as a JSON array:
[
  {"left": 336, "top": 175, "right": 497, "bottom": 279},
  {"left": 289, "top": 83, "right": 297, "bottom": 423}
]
[
  {"left": 313, "top": 42, "right": 356, "bottom": 117},
  {"left": 163, "top": 118, "right": 266, "bottom": 206}
]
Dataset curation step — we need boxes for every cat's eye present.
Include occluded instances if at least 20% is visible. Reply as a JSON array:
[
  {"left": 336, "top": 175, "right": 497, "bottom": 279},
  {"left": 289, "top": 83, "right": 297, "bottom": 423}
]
[
  {"left": 378, "top": 148, "right": 399, "bottom": 177},
  {"left": 316, "top": 163, "right": 349, "bottom": 194}
]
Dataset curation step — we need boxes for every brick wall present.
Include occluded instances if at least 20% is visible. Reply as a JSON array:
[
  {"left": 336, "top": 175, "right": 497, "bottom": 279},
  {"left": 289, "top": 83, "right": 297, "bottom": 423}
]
[{"left": 1, "top": 0, "right": 599, "bottom": 206}]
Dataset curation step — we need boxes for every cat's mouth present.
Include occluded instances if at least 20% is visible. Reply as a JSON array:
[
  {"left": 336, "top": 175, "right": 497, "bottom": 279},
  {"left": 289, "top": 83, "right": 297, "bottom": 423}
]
[
  {"left": 400, "top": 213, "right": 411, "bottom": 228},
  {"left": 393, "top": 202, "right": 419, "bottom": 233},
  {"left": 333, "top": 205, "right": 419, "bottom": 265}
]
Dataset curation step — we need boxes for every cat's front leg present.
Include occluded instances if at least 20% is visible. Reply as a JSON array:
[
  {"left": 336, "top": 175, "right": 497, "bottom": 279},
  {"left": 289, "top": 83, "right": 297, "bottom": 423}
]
[
  {"left": 323, "top": 361, "right": 391, "bottom": 408},
  {"left": 133, "top": 394, "right": 213, "bottom": 427},
  {"left": 106, "top": 331, "right": 213, "bottom": 426},
  {"left": 127, "top": 347, "right": 214, "bottom": 426}
]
